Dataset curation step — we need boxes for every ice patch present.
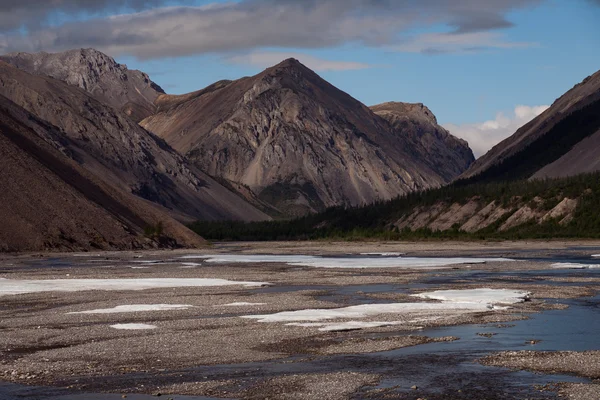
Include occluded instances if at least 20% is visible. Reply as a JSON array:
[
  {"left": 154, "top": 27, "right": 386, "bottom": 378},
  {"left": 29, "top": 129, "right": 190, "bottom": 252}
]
[
  {"left": 69, "top": 304, "right": 194, "bottom": 314},
  {"left": 288, "top": 321, "right": 405, "bottom": 332},
  {"left": 132, "top": 260, "right": 172, "bottom": 265},
  {"left": 243, "top": 302, "right": 493, "bottom": 323},
  {"left": 551, "top": 263, "right": 600, "bottom": 270},
  {"left": 413, "top": 289, "right": 530, "bottom": 305},
  {"left": 130, "top": 267, "right": 149, "bottom": 269},
  {"left": 188, "top": 254, "right": 514, "bottom": 269},
  {"left": 179, "top": 262, "right": 202, "bottom": 269},
  {"left": 360, "top": 252, "right": 405, "bottom": 256},
  {"left": 110, "top": 323, "right": 156, "bottom": 330},
  {"left": 180, "top": 255, "right": 210, "bottom": 259},
  {"left": 222, "top": 302, "right": 266, "bottom": 307},
  {"left": 0, "top": 278, "right": 270, "bottom": 296},
  {"left": 244, "top": 289, "right": 526, "bottom": 331}
]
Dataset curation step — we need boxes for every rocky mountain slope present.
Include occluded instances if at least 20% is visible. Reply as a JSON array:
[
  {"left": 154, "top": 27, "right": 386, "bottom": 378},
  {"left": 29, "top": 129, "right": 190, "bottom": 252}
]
[
  {"left": 1, "top": 49, "right": 164, "bottom": 122},
  {"left": 0, "top": 60, "right": 269, "bottom": 223},
  {"left": 461, "top": 69, "right": 600, "bottom": 182},
  {"left": 141, "top": 58, "right": 474, "bottom": 216},
  {"left": 0, "top": 94, "right": 204, "bottom": 252},
  {"left": 371, "top": 102, "right": 474, "bottom": 182}
]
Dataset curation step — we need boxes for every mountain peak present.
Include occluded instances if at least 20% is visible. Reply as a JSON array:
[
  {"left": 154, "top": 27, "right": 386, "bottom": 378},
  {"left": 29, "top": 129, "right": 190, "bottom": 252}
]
[
  {"left": 276, "top": 57, "right": 302, "bottom": 67},
  {"left": 0, "top": 47, "right": 164, "bottom": 122},
  {"left": 141, "top": 57, "right": 476, "bottom": 216},
  {"left": 371, "top": 101, "right": 438, "bottom": 125},
  {"left": 265, "top": 57, "right": 312, "bottom": 76}
]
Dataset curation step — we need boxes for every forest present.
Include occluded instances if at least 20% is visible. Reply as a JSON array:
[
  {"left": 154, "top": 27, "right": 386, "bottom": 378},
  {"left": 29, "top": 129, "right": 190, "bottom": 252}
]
[{"left": 189, "top": 171, "right": 600, "bottom": 241}]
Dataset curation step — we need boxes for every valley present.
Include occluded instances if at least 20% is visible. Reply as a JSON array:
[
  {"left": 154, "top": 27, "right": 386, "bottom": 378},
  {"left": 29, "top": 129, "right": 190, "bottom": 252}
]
[{"left": 0, "top": 7, "right": 598, "bottom": 398}]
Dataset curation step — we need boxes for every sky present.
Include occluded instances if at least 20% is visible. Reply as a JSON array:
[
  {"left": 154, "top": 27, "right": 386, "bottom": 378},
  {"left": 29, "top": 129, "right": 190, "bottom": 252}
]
[{"left": 0, "top": 0, "right": 599, "bottom": 157}]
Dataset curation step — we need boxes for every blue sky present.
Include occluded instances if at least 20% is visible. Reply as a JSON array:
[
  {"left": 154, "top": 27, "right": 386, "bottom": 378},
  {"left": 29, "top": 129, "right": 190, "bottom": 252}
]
[{"left": 1, "top": 0, "right": 599, "bottom": 156}]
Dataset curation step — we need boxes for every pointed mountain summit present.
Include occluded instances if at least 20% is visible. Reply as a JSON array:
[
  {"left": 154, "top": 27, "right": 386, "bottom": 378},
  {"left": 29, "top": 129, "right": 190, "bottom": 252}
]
[
  {"left": 141, "top": 58, "right": 474, "bottom": 216},
  {"left": 0, "top": 48, "right": 164, "bottom": 122}
]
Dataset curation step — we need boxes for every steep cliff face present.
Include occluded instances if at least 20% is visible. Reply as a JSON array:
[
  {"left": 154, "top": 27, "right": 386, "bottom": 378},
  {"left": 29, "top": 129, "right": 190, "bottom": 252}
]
[
  {"left": 0, "top": 61, "right": 269, "bottom": 222},
  {"left": 141, "top": 59, "right": 474, "bottom": 216},
  {"left": 0, "top": 95, "right": 205, "bottom": 252},
  {"left": 461, "top": 69, "right": 600, "bottom": 182},
  {"left": 1, "top": 48, "right": 164, "bottom": 122},
  {"left": 371, "top": 102, "right": 474, "bottom": 182}
]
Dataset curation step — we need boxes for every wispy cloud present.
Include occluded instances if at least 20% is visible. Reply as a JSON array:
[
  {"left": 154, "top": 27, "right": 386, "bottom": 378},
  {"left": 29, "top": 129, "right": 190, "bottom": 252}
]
[
  {"left": 0, "top": 0, "right": 542, "bottom": 59},
  {"left": 444, "top": 105, "right": 550, "bottom": 157},
  {"left": 393, "top": 31, "right": 536, "bottom": 54}
]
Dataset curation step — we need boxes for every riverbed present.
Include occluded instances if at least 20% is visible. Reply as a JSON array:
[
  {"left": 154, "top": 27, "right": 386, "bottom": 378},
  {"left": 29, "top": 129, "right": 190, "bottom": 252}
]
[{"left": 1, "top": 241, "right": 599, "bottom": 399}]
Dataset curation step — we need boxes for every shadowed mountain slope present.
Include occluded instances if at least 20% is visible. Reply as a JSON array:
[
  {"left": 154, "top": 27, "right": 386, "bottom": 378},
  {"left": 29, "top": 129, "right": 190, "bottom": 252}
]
[
  {"left": 0, "top": 95, "right": 204, "bottom": 252},
  {"left": 0, "top": 60, "right": 269, "bottom": 223},
  {"left": 461, "top": 69, "right": 600, "bottom": 183},
  {"left": 141, "top": 58, "right": 474, "bottom": 216},
  {"left": 371, "top": 102, "right": 474, "bottom": 182}
]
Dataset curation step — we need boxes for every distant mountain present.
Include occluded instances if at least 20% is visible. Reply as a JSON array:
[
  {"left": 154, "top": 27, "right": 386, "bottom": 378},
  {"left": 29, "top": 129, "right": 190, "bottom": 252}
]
[
  {"left": 371, "top": 102, "right": 474, "bottom": 182},
  {"left": 141, "top": 58, "right": 474, "bottom": 216},
  {"left": 0, "top": 94, "right": 204, "bottom": 252},
  {"left": 0, "top": 60, "right": 269, "bottom": 223},
  {"left": 461, "top": 69, "right": 600, "bottom": 182},
  {"left": 1, "top": 48, "right": 164, "bottom": 122}
]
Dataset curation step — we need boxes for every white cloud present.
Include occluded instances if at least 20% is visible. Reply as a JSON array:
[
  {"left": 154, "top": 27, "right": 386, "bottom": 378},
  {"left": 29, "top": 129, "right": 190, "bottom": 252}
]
[
  {"left": 393, "top": 31, "right": 536, "bottom": 54},
  {"left": 227, "top": 52, "right": 373, "bottom": 71},
  {"left": 444, "top": 105, "right": 549, "bottom": 158},
  {"left": 0, "top": 0, "right": 542, "bottom": 59}
]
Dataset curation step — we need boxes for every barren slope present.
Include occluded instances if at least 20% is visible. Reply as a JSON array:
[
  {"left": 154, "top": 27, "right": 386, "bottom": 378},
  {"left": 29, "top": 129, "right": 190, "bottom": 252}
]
[
  {"left": 141, "top": 59, "right": 474, "bottom": 216},
  {"left": 371, "top": 102, "right": 474, "bottom": 182},
  {"left": 0, "top": 61, "right": 269, "bottom": 223},
  {"left": 1, "top": 49, "right": 164, "bottom": 122},
  {"left": 0, "top": 95, "right": 204, "bottom": 252},
  {"left": 461, "top": 69, "right": 600, "bottom": 182}
]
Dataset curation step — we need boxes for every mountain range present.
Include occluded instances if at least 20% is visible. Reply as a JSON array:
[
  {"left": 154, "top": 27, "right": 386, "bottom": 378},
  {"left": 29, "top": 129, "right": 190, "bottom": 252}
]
[
  {"left": 191, "top": 66, "right": 600, "bottom": 240},
  {"left": 140, "top": 58, "right": 474, "bottom": 215},
  {"left": 3, "top": 47, "right": 596, "bottom": 250}
]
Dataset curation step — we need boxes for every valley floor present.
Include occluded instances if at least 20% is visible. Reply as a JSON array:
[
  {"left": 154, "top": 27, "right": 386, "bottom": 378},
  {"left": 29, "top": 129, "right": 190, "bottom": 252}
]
[{"left": 1, "top": 241, "right": 600, "bottom": 399}]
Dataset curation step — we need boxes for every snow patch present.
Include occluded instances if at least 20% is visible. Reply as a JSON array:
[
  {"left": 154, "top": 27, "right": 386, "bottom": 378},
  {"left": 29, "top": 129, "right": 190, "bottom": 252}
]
[
  {"left": 69, "top": 304, "right": 194, "bottom": 314},
  {"left": 592, "top": 255, "right": 600, "bottom": 258},
  {"left": 413, "top": 289, "right": 530, "bottom": 305},
  {"left": 110, "top": 324, "right": 156, "bottom": 330},
  {"left": 188, "top": 254, "right": 514, "bottom": 269},
  {"left": 244, "top": 289, "right": 526, "bottom": 331},
  {"left": 0, "top": 278, "right": 270, "bottom": 296},
  {"left": 179, "top": 262, "right": 202, "bottom": 269},
  {"left": 551, "top": 263, "right": 600, "bottom": 270},
  {"left": 222, "top": 302, "right": 266, "bottom": 307},
  {"left": 243, "top": 302, "right": 493, "bottom": 323},
  {"left": 360, "top": 252, "right": 405, "bottom": 256}
]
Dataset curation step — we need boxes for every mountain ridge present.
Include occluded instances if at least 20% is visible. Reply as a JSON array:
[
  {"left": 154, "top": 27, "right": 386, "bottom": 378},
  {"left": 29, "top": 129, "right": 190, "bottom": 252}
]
[
  {"left": 141, "top": 58, "right": 474, "bottom": 216},
  {"left": 461, "top": 69, "right": 600, "bottom": 182},
  {"left": 0, "top": 48, "right": 165, "bottom": 122},
  {"left": 0, "top": 94, "right": 205, "bottom": 252},
  {"left": 0, "top": 59, "right": 270, "bottom": 223}
]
